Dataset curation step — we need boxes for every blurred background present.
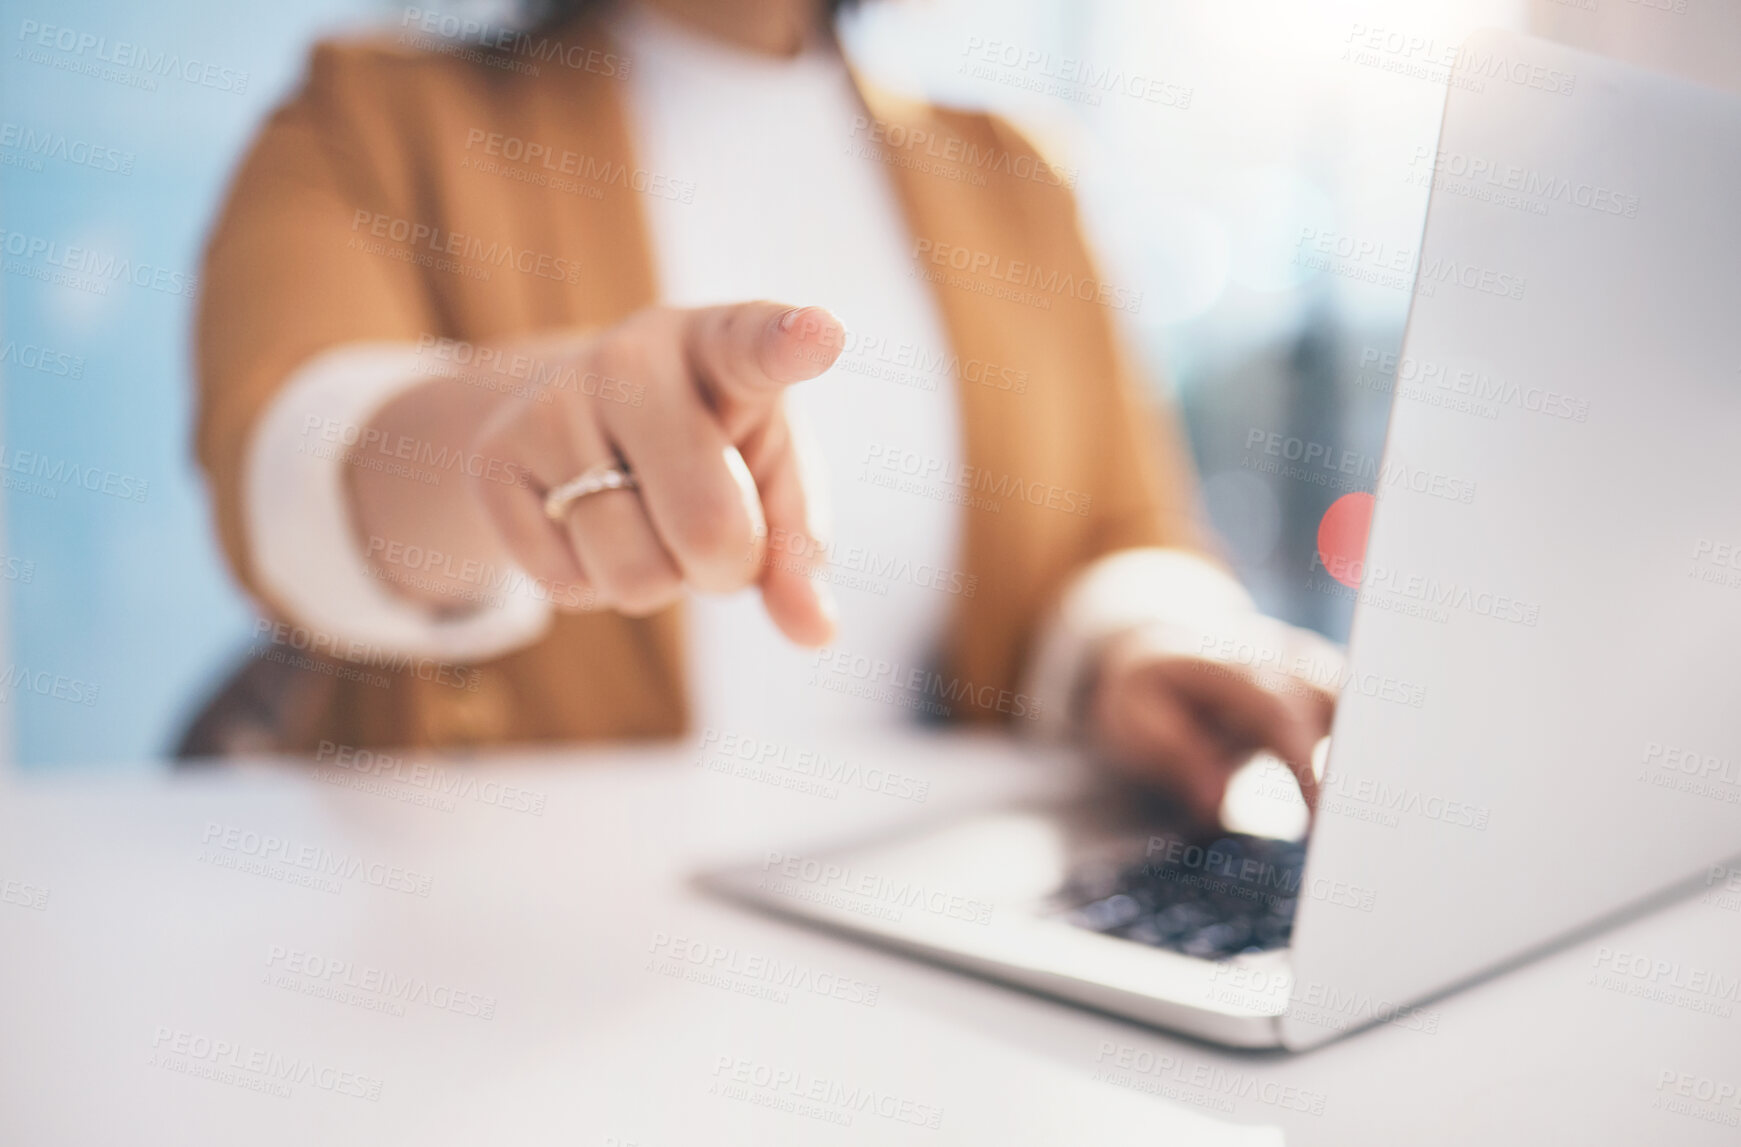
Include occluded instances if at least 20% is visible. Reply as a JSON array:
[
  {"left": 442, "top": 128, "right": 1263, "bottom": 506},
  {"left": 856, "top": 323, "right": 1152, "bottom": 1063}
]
[{"left": 1, "top": 0, "right": 1734, "bottom": 770}]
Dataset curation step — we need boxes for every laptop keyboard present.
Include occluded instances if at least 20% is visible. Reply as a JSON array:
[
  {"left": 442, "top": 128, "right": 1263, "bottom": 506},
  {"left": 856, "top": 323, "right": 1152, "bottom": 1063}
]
[{"left": 1057, "top": 833, "right": 1306, "bottom": 960}]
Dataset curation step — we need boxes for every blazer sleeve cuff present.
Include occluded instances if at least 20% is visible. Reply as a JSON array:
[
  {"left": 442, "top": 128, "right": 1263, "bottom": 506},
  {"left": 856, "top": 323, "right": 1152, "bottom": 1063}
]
[
  {"left": 242, "top": 342, "right": 553, "bottom": 663},
  {"left": 1020, "top": 547, "right": 1257, "bottom": 741}
]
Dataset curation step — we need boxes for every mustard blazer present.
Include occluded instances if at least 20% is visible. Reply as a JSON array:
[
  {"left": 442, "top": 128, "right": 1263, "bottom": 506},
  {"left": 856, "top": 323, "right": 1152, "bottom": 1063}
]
[{"left": 194, "top": 18, "right": 1201, "bottom": 752}]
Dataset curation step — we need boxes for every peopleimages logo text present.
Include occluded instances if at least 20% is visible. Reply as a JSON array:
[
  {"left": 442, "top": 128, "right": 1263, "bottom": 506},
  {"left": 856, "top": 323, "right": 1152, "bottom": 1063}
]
[
  {"left": 315, "top": 741, "right": 547, "bottom": 814},
  {"left": 17, "top": 20, "right": 250, "bottom": 93},
  {"left": 1408, "top": 146, "right": 1639, "bottom": 217},
  {"left": 149, "top": 1027, "right": 381, "bottom": 1100},
  {"left": 1307, "top": 553, "right": 1542, "bottom": 627},
  {"left": 0, "top": 121, "right": 134, "bottom": 174},
  {"left": 698, "top": 728, "right": 931, "bottom": 802},
  {"left": 911, "top": 239, "right": 1142, "bottom": 313},
  {"left": 0, "top": 446, "right": 149, "bottom": 502},
  {"left": 761, "top": 851, "right": 994, "bottom": 925},
  {"left": 0, "top": 228, "right": 196, "bottom": 297},
  {"left": 199, "top": 823, "right": 434, "bottom": 897},
  {"left": 350, "top": 210, "right": 583, "bottom": 284},
  {"left": 1356, "top": 348, "right": 1590, "bottom": 422}
]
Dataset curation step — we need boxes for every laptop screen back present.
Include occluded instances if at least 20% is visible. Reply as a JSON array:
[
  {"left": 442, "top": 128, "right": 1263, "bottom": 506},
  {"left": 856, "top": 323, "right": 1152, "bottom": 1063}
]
[{"left": 1282, "top": 29, "right": 1741, "bottom": 1050}]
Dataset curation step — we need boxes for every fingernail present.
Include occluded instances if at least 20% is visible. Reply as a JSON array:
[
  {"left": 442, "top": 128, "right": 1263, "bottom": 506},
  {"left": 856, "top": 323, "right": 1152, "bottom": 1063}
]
[{"left": 779, "top": 307, "right": 803, "bottom": 332}]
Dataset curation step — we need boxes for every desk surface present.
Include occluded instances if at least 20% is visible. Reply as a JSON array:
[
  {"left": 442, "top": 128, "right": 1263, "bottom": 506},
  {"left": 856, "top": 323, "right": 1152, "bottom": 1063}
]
[{"left": 2, "top": 731, "right": 1737, "bottom": 1146}]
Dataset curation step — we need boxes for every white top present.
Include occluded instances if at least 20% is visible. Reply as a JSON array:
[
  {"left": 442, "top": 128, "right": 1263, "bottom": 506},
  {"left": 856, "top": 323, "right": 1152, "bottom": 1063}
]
[
  {"left": 240, "top": 5, "right": 1253, "bottom": 740},
  {"left": 614, "top": 5, "right": 963, "bottom": 738}
]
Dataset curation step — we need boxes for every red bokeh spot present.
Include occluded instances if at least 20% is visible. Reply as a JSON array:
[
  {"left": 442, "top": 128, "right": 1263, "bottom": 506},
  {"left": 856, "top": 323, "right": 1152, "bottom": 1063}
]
[{"left": 1317, "top": 492, "right": 1375, "bottom": 588}]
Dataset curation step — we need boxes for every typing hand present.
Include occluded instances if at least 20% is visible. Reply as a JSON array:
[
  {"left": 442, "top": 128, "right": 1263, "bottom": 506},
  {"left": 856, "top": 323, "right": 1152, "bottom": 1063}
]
[{"left": 1085, "top": 616, "right": 1340, "bottom": 825}]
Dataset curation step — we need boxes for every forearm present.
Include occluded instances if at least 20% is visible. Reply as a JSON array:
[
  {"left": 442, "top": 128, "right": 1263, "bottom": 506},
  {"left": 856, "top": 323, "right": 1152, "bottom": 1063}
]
[{"left": 241, "top": 343, "right": 555, "bottom": 661}]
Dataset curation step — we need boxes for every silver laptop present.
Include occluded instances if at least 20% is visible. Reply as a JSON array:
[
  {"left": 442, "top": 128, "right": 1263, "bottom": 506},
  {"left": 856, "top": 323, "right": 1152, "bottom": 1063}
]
[{"left": 703, "top": 30, "right": 1741, "bottom": 1050}]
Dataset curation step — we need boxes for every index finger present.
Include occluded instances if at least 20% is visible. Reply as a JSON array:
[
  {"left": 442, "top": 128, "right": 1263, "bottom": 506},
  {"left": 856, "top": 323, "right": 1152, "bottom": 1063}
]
[
  {"left": 1168, "top": 662, "right": 1325, "bottom": 813},
  {"left": 680, "top": 302, "right": 845, "bottom": 439}
]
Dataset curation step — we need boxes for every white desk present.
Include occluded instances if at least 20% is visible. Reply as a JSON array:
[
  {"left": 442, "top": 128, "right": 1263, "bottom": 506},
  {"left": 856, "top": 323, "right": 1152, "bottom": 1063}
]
[{"left": 2, "top": 732, "right": 1737, "bottom": 1145}]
